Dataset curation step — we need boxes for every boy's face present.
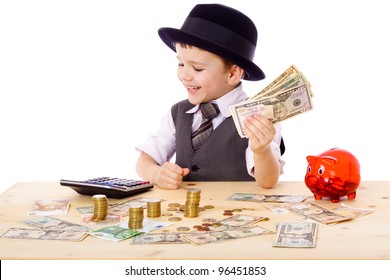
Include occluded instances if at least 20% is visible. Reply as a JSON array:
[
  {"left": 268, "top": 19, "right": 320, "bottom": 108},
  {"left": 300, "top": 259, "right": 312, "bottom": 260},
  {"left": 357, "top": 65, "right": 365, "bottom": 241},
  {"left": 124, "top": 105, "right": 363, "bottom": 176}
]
[{"left": 176, "top": 44, "right": 237, "bottom": 105}]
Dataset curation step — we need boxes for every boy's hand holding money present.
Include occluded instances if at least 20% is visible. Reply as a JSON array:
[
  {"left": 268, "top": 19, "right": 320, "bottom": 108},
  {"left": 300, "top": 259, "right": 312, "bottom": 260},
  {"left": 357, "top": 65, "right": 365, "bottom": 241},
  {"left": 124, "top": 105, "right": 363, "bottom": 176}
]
[
  {"left": 244, "top": 114, "right": 280, "bottom": 189},
  {"left": 243, "top": 114, "right": 275, "bottom": 154}
]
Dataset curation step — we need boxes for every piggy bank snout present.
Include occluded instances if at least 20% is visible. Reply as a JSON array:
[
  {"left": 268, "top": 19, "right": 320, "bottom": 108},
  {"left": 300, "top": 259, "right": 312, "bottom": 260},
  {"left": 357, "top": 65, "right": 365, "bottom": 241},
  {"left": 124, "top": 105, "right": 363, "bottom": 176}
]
[{"left": 305, "top": 175, "right": 319, "bottom": 187}]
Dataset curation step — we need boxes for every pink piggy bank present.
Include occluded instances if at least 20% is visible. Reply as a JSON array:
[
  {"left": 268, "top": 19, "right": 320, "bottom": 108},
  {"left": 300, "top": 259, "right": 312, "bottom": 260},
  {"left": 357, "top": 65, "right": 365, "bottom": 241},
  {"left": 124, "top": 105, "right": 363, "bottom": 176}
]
[{"left": 304, "top": 148, "right": 361, "bottom": 203}]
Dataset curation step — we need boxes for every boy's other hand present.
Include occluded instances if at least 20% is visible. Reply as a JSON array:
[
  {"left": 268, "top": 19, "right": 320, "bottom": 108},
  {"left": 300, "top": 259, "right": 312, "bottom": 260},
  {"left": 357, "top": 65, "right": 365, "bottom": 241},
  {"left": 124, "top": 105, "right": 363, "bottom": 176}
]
[{"left": 155, "top": 162, "right": 190, "bottom": 190}]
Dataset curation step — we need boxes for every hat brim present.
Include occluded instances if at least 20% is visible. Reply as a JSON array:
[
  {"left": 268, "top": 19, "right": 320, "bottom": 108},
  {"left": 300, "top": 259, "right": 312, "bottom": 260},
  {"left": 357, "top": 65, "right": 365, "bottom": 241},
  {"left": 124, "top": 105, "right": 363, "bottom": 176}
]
[{"left": 158, "top": 27, "right": 265, "bottom": 81}]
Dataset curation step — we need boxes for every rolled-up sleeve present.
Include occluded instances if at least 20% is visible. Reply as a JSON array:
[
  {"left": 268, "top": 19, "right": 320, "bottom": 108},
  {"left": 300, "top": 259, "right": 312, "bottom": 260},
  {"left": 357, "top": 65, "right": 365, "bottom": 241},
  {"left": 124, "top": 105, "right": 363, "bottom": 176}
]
[{"left": 135, "top": 110, "right": 176, "bottom": 166}]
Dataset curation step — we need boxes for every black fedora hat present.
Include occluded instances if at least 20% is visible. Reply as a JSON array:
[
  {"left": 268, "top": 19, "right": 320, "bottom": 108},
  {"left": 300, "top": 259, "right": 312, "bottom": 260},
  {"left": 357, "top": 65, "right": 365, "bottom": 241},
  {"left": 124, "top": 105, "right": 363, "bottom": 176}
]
[{"left": 158, "top": 4, "right": 265, "bottom": 81}]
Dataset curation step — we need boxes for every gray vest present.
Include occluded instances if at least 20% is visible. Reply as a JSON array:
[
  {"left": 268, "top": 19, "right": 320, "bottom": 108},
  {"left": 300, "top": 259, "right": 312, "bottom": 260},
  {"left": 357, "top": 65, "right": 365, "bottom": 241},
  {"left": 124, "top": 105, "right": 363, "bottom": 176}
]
[{"left": 171, "top": 100, "right": 254, "bottom": 181}]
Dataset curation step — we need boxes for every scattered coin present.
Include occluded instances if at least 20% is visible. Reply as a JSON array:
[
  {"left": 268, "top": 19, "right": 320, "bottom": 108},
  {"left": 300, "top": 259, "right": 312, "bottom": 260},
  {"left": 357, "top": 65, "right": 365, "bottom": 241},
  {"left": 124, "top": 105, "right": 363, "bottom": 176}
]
[
  {"left": 177, "top": 226, "right": 190, "bottom": 232},
  {"left": 168, "top": 217, "right": 182, "bottom": 222},
  {"left": 202, "top": 218, "right": 217, "bottom": 223},
  {"left": 168, "top": 203, "right": 181, "bottom": 207},
  {"left": 203, "top": 205, "right": 214, "bottom": 209},
  {"left": 162, "top": 212, "right": 173, "bottom": 217}
]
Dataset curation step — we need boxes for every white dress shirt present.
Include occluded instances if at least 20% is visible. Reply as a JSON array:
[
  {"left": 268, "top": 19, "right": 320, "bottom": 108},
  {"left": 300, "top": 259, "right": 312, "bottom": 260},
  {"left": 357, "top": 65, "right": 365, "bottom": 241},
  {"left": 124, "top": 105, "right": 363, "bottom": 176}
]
[{"left": 136, "top": 83, "right": 285, "bottom": 176}]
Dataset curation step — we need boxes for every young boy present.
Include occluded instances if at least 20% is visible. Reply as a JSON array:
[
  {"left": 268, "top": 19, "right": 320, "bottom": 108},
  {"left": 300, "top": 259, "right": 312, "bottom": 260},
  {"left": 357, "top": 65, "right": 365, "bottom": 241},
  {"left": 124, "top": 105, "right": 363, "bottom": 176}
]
[{"left": 136, "top": 4, "right": 285, "bottom": 190}]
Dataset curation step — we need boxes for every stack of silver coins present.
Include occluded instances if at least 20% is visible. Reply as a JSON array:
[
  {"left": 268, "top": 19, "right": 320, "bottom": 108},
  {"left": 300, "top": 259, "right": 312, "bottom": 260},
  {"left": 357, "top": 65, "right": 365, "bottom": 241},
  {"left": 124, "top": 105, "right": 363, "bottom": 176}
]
[
  {"left": 185, "top": 188, "right": 201, "bottom": 218},
  {"left": 128, "top": 205, "right": 144, "bottom": 229},
  {"left": 146, "top": 199, "right": 161, "bottom": 218},
  {"left": 91, "top": 194, "right": 108, "bottom": 222}
]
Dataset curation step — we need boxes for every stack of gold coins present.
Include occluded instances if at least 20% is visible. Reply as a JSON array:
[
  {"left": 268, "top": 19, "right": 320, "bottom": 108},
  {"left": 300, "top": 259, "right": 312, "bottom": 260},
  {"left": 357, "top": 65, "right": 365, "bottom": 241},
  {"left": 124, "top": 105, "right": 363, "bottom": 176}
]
[
  {"left": 91, "top": 194, "right": 108, "bottom": 222},
  {"left": 184, "top": 188, "right": 201, "bottom": 218},
  {"left": 146, "top": 199, "right": 161, "bottom": 218},
  {"left": 128, "top": 204, "right": 144, "bottom": 229}
]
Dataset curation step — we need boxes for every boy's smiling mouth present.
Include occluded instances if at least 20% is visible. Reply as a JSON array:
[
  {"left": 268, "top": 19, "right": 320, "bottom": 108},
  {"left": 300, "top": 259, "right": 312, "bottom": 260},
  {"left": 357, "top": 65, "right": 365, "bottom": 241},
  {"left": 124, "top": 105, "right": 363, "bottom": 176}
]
[{"left": 187, "top": 86, "right": 201, "bottom": 92}]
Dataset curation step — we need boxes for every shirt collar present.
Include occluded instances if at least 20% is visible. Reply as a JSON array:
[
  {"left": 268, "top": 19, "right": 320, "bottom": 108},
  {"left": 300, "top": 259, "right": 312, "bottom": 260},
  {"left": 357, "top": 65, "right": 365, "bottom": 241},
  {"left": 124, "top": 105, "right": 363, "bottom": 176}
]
[{"left": 186, "top": 83, "right": 248, "bottom": 117}]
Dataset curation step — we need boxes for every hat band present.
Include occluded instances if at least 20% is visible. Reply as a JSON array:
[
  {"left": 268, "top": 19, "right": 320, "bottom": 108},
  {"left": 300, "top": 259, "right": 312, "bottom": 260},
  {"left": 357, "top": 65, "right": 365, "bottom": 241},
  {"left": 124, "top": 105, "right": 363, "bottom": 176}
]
[{"left": 180, "top": 17, "right": 256, "bottom": 60}]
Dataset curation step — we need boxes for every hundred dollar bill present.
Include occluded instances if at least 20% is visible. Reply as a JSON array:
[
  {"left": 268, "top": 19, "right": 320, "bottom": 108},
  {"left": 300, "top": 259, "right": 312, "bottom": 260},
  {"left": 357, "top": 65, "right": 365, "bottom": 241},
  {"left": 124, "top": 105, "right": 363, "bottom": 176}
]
[
  {"left": 20, "top": 216, "right": 90, "bottom": 232},
  {"left": 1, "top": 227, "right": 87, "bottom": 241},
  {"left": 273, "top": 222, "right": 318, "bottom": 248},
  {"left": 284, "top": 202, "right": 351, "bottom": 224},
  {"left": 230, "top": 83, "right": 313, "bottom": 138},
  {"left": 181, "top": 225, "right": 273, "bottom": 246},
  {"left": 227, "top": 193, "right": 307, "bottom": 203}
]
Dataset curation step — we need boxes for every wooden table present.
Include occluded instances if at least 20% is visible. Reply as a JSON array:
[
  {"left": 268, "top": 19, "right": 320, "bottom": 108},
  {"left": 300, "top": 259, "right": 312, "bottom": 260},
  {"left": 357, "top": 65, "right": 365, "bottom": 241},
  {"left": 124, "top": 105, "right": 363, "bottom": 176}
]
[{"left": 0, "top": 181, "right": 389, "bottom": 260}]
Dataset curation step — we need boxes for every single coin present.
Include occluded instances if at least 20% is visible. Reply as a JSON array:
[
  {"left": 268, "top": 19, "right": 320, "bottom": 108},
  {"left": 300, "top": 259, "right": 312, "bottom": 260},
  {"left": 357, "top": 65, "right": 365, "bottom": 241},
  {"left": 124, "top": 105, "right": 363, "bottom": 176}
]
[
  {"left": 168, "top": 203, "right": 181, "bottom": 207},
  {"left": 223, "top": 212, "right": 233, "bottom": 216},
  {"left": 168, "top": 217, "right": 182, "bottom": 222},
  {"left": 232, "top": 208, "right": 242, "bottom": 212},
  {"left": 202, "top": 218, "right": 217, "bottom": 223},
  {"left": 177, "top": 226, "right": 190, "bottom": 232},
  {"left": 212, "top": 222, "right": 222, "bottom": 227},
  {"left": 261, "top": 217, "right": 270, "bottom": 221},
  {"left": 203, "top": 205, "right": 214, "bottom": 209},
  {"left": 167, "top": 207, "right": 177, "bottom": 211},
  {"left": 202, "top": 223, "right": 212, "bottom": 227},
  {"left": 198, "top": 226, "right": 210, "bottom": 231},
  {"left": 162, "top": 212, "right": 173, "bottom": 217}
]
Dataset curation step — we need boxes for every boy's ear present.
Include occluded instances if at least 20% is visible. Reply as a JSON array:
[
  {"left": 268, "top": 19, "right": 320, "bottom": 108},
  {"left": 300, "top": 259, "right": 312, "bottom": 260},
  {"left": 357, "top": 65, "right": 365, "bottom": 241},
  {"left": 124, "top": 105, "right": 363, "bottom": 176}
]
[{"left": 228, "top": 65, "right": 245, "bottom": 84}]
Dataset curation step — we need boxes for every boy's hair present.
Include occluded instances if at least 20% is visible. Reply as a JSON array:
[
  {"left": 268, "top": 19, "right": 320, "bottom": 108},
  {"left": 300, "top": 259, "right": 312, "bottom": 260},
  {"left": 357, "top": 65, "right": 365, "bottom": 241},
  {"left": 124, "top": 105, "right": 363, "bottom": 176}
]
[{"left": 178, "top": 42, "right": 241, "bottom": 77}]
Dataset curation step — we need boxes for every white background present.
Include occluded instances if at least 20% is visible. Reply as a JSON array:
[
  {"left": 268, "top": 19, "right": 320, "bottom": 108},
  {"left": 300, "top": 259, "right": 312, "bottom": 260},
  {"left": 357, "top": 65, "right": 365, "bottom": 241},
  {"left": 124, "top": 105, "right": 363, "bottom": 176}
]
[{"left": 1, "top": 0, "right": 390, "bottom": 194}]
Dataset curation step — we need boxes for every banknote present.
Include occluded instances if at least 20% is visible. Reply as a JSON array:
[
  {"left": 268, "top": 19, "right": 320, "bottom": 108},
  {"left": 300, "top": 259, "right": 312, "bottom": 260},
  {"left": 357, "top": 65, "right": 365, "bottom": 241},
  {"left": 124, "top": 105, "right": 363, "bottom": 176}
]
[
  {"left": 332, "top": 203, "right": 374, "bottom": 218},
  {"left": 28, "top": 199, "right": 70, "bottom": 216},
  {"left": 249, "top": 66, "right": 312, "bottom": 101},
  {"left": 89, "top": 218, "right": 172, "bottom": 242},
  {"left": 20, "top": 216, "right": 90, "bottom": 232},
  {"left": 273, "top": 222, "right": 318, "bottom": 248},
  {"left": 230, "top": 83, "right": 313, "bottom": 138},
  {"left": 88, "top": 225, "right": 140, "bottom": 242},
  {"left": 181, "top": 225, "right": 273, "bottom": 246},
  {"left": 251, "top": 65, "right": 303, "bottom": 99},
  {"left": 76, "top": 203, "right": 118, "bottom": 214},
  {"left": 217, "top": 214, "right": 265, "bottom": 228},
  {"left": 107, "top": 197, "right": 165, "bottom": 216},
  {"left": 227, "top": 193, "right": 307, "bottom": 203},
  {"left": 81, "top": 213, "right": 123, "bottom": 229},
  {"left": 131, "top": 232, "right": 190, "bottom": 245},
  {"left": 1, "top": 227, "right": 87, "bottom": 241},
  {"left": 284, "top": 202, "right": 351, "bottom": 224}
]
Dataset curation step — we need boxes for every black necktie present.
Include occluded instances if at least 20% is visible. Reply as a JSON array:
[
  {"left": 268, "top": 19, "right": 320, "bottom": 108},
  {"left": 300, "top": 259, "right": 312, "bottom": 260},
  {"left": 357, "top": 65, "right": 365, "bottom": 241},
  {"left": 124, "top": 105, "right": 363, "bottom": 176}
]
[{"left": 191, "top": 102, "right": 220, "bottom": 151}]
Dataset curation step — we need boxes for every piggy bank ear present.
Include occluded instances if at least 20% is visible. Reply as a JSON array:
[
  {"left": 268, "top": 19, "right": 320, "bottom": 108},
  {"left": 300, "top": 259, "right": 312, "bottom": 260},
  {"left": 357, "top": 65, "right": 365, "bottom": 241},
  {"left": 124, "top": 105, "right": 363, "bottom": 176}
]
[
  {"left": 306, "top": 156, "right": 316, "bottom": 163},
  {"left": 321, "top": 156, "right": 337, "bottom": 167}
]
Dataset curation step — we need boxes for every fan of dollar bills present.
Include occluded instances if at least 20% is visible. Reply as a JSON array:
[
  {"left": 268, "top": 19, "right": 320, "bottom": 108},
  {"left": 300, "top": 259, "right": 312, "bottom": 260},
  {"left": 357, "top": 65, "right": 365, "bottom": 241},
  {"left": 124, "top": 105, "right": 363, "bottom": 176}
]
[{"left": 230, "top": 65, "right": 313, "bottom": 138}]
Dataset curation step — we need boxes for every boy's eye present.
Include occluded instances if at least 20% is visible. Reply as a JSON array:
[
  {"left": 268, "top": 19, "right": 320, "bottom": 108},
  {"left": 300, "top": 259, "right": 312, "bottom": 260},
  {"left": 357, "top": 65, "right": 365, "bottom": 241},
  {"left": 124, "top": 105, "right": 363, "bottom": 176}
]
[
  {"left": 193, "top": 67, "right": 203, "bottom": 72},
  {"left": 178, "top": 63, "right": 184, "bottom": 67}
]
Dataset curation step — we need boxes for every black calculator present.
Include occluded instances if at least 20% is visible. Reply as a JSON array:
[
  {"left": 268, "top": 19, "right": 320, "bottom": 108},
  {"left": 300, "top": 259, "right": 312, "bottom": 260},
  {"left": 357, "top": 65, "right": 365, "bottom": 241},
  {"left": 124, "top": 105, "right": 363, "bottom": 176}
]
[{"left": 60, "top": 177, "right": 154, "bottom": 199}]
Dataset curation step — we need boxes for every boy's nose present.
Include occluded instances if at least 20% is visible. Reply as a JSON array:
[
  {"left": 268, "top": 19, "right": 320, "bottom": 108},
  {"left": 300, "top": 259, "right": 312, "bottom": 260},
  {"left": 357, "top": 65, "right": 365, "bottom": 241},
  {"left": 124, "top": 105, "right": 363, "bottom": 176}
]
[{"left": 178, "top": 68, "right": 192, "bottom": 81}]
